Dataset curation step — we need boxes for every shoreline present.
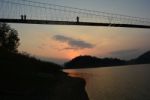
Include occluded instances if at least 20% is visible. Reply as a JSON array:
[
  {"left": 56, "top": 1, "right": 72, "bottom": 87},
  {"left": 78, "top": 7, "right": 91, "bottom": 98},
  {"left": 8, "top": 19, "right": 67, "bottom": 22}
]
[
  {"left": 0, "top": 71, "right": 89, "bottom": 100},
  {"left": 63, "top": 63, "right": 150, "bottom": 69}
]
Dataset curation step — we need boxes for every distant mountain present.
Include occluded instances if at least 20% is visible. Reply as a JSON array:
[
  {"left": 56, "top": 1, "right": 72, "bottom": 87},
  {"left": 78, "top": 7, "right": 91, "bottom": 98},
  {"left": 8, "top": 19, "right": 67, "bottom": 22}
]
[
  {"left": 64, "top": 55, "right": 126, "bottom": 69},
  {"left": 64, "top": 51, "right": 150, "bottom": 69},
  {"left": 130, "top": 51, "right": 150, "bottom": 64}
]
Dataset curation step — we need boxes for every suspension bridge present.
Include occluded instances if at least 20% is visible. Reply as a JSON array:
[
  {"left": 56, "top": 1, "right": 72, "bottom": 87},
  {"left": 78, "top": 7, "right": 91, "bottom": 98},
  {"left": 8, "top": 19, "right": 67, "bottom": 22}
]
[{"left": 0, "top": 0, "right": 150, "bottom": 28}]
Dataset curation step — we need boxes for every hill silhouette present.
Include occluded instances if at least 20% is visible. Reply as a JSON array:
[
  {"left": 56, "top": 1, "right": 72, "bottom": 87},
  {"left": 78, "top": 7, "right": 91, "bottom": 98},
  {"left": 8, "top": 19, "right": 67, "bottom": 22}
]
[
  {"left": 64, "top": 55, "right": 126, "bottom": 69},
  {"left": 0, "top": 48, "right": 89, "bottom": 100},
  {"left": 130, "top": 51, "right": 150, "bottom": 64},
  {"left": 64, "top": 51, "right": 150, "bottom": 69}
]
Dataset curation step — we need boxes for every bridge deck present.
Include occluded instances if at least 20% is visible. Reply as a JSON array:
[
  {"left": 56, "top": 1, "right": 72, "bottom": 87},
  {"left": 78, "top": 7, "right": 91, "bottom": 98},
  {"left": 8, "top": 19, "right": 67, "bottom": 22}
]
[{"left": 0, "top": 19, "right": 150, "bottom": 28}]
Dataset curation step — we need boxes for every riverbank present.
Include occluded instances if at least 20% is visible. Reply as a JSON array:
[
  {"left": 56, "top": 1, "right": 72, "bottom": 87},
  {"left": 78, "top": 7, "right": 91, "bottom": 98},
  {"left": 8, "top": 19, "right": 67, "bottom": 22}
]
[
  {"left": 0, "top": 49, "right": 89, "bottom": 100},
  {"left": 0, "top": 72, "right": 89, "bottom": 100}
]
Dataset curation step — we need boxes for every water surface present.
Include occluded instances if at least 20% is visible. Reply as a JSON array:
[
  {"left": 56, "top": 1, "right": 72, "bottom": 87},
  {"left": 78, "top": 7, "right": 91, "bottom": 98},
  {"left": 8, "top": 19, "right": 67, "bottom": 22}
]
[{"left": 64, "top": 64, "right": 150, "bottom": 100}]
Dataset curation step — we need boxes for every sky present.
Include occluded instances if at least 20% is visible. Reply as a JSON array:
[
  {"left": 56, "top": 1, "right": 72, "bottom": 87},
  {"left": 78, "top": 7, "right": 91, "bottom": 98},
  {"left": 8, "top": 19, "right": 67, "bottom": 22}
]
[{"left": 6, "top": 0, "right": 150, "bottom": 64}]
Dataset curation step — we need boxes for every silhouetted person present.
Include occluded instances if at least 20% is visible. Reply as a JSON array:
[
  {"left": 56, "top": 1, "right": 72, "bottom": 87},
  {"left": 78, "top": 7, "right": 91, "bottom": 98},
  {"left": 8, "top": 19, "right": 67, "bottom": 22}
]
[
  {"left": 21, "top": 15, "right": 23, "bottom": 20},
  {"left": 77, "top": 16, "right": 79, "bottom": 23},
  {"left": 24, "top": 15, "right": 26, "bottom": 20}
]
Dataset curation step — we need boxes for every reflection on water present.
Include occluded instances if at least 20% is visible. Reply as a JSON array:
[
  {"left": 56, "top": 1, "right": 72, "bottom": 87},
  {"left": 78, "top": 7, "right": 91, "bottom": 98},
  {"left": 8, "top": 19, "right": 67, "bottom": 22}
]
[
  {"left": 64, "top": 69, "right": 94, "bottom": 82},
  {"left": 64, "top": 70, "right": 81, "bottom": 77},
  {"left": 64, "top": 64, "right": 150, "bottom": 100}
]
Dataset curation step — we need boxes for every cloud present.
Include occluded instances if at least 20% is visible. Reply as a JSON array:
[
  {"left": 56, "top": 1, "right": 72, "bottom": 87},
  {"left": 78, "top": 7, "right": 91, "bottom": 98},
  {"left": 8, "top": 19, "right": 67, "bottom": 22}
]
[{"left": 53, "top": 35, "right": 94, "bottom": 50}]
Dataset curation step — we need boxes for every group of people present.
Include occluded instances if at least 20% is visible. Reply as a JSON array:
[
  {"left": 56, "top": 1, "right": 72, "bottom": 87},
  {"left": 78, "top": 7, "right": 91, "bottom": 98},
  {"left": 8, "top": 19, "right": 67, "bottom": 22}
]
[
  {"left": 21, "top": 15, "right": 27, "bottom": 20},
  {"left": 20, "top": 15, "right": 80, "bottom": 22}
]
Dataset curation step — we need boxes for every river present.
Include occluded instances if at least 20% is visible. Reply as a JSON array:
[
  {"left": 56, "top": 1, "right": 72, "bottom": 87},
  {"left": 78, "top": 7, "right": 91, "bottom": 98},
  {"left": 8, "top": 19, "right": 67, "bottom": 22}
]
[{"left": 64, "top": 64, "right": 150, "bottom": 100}]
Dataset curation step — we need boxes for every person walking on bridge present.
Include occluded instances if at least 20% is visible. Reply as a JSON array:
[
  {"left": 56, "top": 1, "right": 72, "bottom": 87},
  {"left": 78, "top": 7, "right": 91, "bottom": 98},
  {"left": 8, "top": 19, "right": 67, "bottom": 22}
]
[
  {"left": 21, "top": 15, "right": 23, "bottom": 20},
  {"left": 24, "top": 15, "right": 27, "bottom": 20},
  {"left": 77, "top": 16, "right": 79, "bottom": 23}
]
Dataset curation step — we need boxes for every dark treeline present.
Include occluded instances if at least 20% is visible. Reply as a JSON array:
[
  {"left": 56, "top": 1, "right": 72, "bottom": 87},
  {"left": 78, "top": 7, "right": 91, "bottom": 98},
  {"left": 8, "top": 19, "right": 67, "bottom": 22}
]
[
  {"left": 64, "top": 51, "right": 150, "bottom": 69},
  {"left": 0, "top": 48, "right": 61, "bottom": 73}
]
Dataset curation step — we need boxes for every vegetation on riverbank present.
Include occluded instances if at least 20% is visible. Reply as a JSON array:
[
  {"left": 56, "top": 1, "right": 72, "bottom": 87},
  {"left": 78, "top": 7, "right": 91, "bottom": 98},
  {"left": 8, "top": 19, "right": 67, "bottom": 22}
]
[{"left": 64, "top": 51, "right": 150, "bottom": 69}]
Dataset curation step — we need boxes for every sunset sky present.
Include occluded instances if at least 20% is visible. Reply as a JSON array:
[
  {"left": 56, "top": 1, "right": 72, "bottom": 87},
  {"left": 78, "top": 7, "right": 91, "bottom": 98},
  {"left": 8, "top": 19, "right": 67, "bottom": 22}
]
[{"left": 8, "top": 0, "right": 150, "bottom": 64}]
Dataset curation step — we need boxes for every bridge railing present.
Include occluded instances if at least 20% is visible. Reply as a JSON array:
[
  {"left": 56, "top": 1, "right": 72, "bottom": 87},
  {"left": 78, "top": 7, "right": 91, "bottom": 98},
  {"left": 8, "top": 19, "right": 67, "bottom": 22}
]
[{"left": 0, "top": 0, "right": 150, "bottom": 26}]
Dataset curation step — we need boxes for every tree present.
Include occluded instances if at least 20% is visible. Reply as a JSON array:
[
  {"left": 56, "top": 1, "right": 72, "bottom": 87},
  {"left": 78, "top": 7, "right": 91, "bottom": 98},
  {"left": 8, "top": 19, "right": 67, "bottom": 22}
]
[{"left": 0, "top": 23, "right": 20, "bottom": 52}]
